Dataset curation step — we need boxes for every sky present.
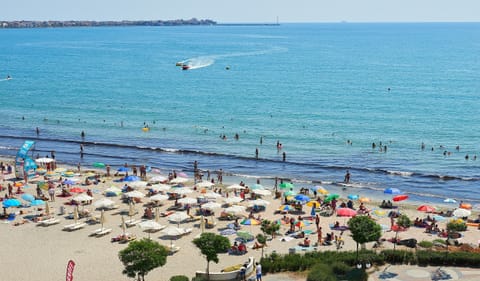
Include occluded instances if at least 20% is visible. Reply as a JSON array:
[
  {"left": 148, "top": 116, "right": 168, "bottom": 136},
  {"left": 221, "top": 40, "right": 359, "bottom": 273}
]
[{"left": 1, "top": 0, "right": 480, "bottom": 23}]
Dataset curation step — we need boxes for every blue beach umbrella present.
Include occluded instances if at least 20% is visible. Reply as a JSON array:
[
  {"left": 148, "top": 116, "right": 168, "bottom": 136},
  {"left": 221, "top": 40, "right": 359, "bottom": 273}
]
[
  {"left": 220, "top": 229, "right": 236, "bottom": 236},
  {"left": 384, "top": 187, "right": 402, "bottom": 195},
  {"left": 124, "top": 175, "right": 140, "bottom": 182},
  {"left": 21, "top": 194, "right": 35, "bottom": 202},
  {"left": 3, "top": 198, "right": 21, "bottom": 208},
  {"left": 251, "top": 184, "right": 263, "bottom": 190},
  {"left": 117, "top": 167, "right": 130, "bottom": 172},
  {"left": 63, "top": 179, "right": 76, "bottom": 185},
  {"left": 30, "top": 199, "right": 45, "bottom": 206},
  {"left": 348, "top": 194, "right": 359, "bottom": 200},
  {"left": 295, "top": 194, "right": 310, "bottom": 202}
]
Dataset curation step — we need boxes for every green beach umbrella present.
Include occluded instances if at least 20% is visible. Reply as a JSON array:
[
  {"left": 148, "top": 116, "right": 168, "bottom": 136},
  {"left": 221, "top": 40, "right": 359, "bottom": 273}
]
[
  {"left": 279, "top": 182, "right": 294, "bottom": 189},
  {"left": 284, "top": 190, "right": 296, "bottom": 196},
  {"left": 324, "top": 194, "right": 340, "bottom": 203},
  {"left": 93, "top": 162, "right": 106, "bottom": 168}
]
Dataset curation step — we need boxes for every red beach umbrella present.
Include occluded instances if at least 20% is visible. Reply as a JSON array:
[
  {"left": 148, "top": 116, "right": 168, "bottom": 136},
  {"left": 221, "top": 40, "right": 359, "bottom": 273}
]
[
  {"left": 393, "top": 194, "right": 408, "bottom": 202},
  {"left": 336, "top": 208, "right": 357, "bottom": 217},
  {"left": 69, "top": 187, "right": 86, "bottom": 193},
  {"left": 417, "top": 205, "right": 436, "bottom": 213}
]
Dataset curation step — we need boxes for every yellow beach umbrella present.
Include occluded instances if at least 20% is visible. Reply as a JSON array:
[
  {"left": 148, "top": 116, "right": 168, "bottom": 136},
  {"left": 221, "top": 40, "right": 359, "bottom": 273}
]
[
  {"left": 359, "top": 197, "right": 370, "bottom": 203},
  {"left": 317, "top": 188, "right": 329, "bottom": 195},
  {"left": 306, "top": 201, "right": 321, "bottom": 208}
]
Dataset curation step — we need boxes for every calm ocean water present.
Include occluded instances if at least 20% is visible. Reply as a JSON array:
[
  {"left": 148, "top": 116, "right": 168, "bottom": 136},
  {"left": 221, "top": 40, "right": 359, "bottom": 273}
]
[{"left": 0, "top": 23, "right": 479, "bottom": 203}]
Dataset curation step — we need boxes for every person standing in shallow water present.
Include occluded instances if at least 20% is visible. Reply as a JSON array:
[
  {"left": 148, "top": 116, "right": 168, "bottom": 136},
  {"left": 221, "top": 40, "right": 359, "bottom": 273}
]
[
  {"left": 255, "top": 148, "right": 259, "bottom": 159},
  {"left": 344, "top": 170, "right": 351, "bottom": 183}
]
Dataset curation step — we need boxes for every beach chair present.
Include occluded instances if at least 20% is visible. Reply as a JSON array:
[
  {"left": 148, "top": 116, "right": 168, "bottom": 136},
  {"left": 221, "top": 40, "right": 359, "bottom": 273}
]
[
  {"left": 63, "top": 222, "right": 87, "bottom": 231},
  {"left": 39, "top": 218, "right": 60, "bottom": 226},
  {"left": 95, "top": 228, "right": 112, "bottom": 237},
  {"left": 125, "top": 219, "right": 142, "bottom": 227}
]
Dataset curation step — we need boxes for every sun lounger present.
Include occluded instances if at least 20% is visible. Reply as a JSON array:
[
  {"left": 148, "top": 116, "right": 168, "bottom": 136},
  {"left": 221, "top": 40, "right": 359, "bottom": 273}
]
[
  {"left": 168, "top": 245, "right": 181, "bottom": 255},
  {"left": 38, "top": 218, "right": 60, "bottom": 226},
  {"left": 63, "top": 222, "right": 87, "bottom": 231},
  {"left": 90, "top": 228, "right": 112, "bottom": 237},
  {"left": 125, "top": 219, "right": 142, "bottom": 227}
]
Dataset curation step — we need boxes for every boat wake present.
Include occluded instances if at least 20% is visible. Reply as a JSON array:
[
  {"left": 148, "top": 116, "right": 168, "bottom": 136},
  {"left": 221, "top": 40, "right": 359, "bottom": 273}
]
[{"left": 180, "top": 46, "right": 287, "bottom": 70}]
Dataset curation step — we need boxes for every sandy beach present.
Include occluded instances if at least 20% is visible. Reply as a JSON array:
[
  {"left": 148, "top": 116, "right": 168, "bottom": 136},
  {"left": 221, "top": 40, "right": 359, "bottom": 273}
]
[{"left": 1, "top": 157, "right": 479, "bottom": 281}]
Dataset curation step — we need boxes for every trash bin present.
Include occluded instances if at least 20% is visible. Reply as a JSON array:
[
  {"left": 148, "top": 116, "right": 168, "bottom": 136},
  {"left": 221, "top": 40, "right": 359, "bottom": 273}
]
[
  {"left": 59, "top": 206, "right": 65, "bottom": 215},
  {"left": 289, "top": 248, "right": 296, "bottom": 254}
]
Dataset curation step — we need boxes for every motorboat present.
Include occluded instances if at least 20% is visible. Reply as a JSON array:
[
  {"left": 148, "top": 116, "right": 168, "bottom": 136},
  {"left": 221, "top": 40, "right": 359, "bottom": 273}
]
[
  {"left": 175, "top": 62, "right": 183, "bottom": 66},
  {"left": 182, "top": 65, "right": 190, "bottom": 70}
]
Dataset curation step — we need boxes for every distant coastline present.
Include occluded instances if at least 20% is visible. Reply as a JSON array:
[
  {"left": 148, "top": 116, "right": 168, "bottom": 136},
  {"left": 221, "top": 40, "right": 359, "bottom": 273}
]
[{"left": 0, "top": 18, "right": 216, "bottom": 28}]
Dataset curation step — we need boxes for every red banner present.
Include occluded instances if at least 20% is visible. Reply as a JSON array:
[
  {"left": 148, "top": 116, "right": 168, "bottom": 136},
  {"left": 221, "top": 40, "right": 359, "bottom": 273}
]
[{"left": 66, "top": 260, "right": 75, "bottom": 281}]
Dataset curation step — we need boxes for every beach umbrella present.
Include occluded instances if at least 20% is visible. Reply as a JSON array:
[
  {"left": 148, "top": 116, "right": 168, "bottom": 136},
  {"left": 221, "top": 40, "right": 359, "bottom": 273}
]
[
  {"left": 371, "top": 208, "right": 387, "bottom": 218},
  {"left": 139, "top": 220, "right": 165, "bottom": 238},
  {"left": 359, "top": 197, "right": 371, "bottom": 203},
  {"left": 54, "top": 167, "right": 66, "bottom": 173},
  {"left": 161, "top": 226, "right": 186, "bottom": 247},
  {"left": 73, "top": 193, "right": 93, "bottom": 202},
  {"left": 417, "top": 205, "right": 436, "bottom": 213},
  {"left": 151, "top": 168, "right": 161, "bottom": 174},
  {"left": 196, "top": 181, "right": 214, "bottom": 188},
  {"left": 325, "top": 194, "right": 340, "bottom": 202},
  {"left": 279, "top": 182, "right": 294, "bottom": 189},
  {"left": 253, "top": 189, "right": 271, "bottom": 196},
  {"left": 93, "top": 198, "right": 115, "bottom": 209},
  {"left": 129, "top": 181, "right": 148, "bottom": 189},
  {"left": 63, "top": 171, "right": 75, "bottom": 177},
  {"left": 393, "top": 194, "right": 409, "bottom": 202},
  {"left": 284, "top": 190, "right": 296, "bottom": 196},
  {"left": 21, "top": 194, "right": 35, "bottom": 202},
  {"left": 30, "top": 199, "right": 45, "bottom": 207},
  {"left": 251, "top": 184, "right": 264, "bottom": 190},
  {"left": 69, "top": 187, "right": 86, "bottom": 193},
  {"left": 316, "top": 186, "right": 329, "bottom": 195},
  {"left": 348, "top": 194, "right": 359, "bottom": 200},
  {"left": 236, "top": 231, "right": 254, "bottom": 241},
  {"left": 93, "top": 162, "right": 105, "bottom": 168},
  {"left": 226, "top": 184, "right": 245, "bottom": 190},
  {"left": 117, "top": 167, "right": 130, "bottom": 172},
  {"left": 125, "top": 190, "right": 145, "bottom": 198},
  {"left": 149, "top": 176, "right": 168, "bottom": 183},
  {"left": 224, "top": 205, "right": 246, "bottom": 215},
  {"left": 220, "top": 229, "right": 236, "bottom": 236},
  {"left": 248, "top": 199, "right": 270, "bottom": 207},
  {"left": 150, "top": 194, "right": 169, "bottom": 202},
  {"left": 204, "top": 192, "right": 222, "bottom": 199},
  {"left": 384, "top": 187, "right": 402, "bottom": 195},
  {"left": 177, "top": 172, "right": 188, "bottom": 178},
  {"left": 84, "top": 172, "right": 96, "bottom": 178},
  {"left": 105, "top": 186, "right": 122, "bottom": 196},
  {"left": 171, "top": 188, "right": 193, "bottom": 196},
  {"left": 202, "top": 202, "right": 221, "bottom": 210},
  {"left": 149, "top": 184, "right": 171, "bottom": 192},
  {"left": 3, "top": 198, "right": 21, "bottom": 208},
  {"left": 295, "top": 220, "right": 310, "bottom": 228},
  {"left": 432, "top": 215, "right": 446, "bottom": 222},
  {"left": 459, "top": 203, "right": 472, "bottom": 210},
  {"left": 178, "top": 197, "right": 197, "bottom": 205},
  {"left": 124, "top": 175, "right": 140, "bottom": 182},
  {"left": 241, "top": 218, "right": 261, "bottom": 225},
  {"left": 306, "top": 201, "right": 321, "bottom": 208},
  {"left": 294, "top": 194, "right": 310, "bottom": 202},
  {"left": 168, "top": 212, "right": 190, "bottom": 226},
  {"left": 170, "top": 177, "right": 188, "bottom": 184},
  {"left": 337, "top": 208, "right": 357, "bottom": 217},
  {"left": 224, "top": 197, "right": 243, "bottom": 204},
  {"left": 278, "top": 205, "right": 293, "bottom": 212},
  {"left": 443, "top": 198, "right": 457, "bottom": 204},
  {"left": 63, "top": 179, "right": 76, "bottom": 185},
  {"left": 453, "top": 208, "right": 471, "bottom": 218}
]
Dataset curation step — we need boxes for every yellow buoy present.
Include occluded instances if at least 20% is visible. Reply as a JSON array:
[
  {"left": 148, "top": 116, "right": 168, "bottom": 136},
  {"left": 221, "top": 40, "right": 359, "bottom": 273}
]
[{"left": 142, "top": 127, "right": 150, "bottom": 132}]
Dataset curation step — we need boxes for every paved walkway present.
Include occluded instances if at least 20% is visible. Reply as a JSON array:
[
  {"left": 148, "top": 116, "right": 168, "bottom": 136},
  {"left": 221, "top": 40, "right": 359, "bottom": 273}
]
[{"left": 370, "top": 265, "right": 480, "bottom": 281}]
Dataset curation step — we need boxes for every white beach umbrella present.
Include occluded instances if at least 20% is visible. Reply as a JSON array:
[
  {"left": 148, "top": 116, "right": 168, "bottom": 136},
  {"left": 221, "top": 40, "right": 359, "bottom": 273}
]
[
  {"left": 248, "top": 199, "right": 270, "bottom": 207},
  {"left": 204, "top": 192, "right": 222, "bottom": 199},
  {"left": 253, "top": 189, "right": 272, "bottom": 196},
  {"left": 129, "top": 181, "right": 148, "bottom": 189},
  {"left": 150, "top": 194, "right": 169, "bottom": 202},
  {"left": 149, "top": 175, "right": 168, "bottom": 183},
  {"left": 224, "top": 205, "right": 246, "bottom": 214},
  {"left": 224, "top": 197, "right": 243, "bottom": 204},
  {"left": 105, "top": 186, "right": 122, "bottom": 195},
  {"left": 227, "top": 184, "right": 245, "bottom": 190},
  {"left": 178, "top": 197, "right": 197, "bottom": 205},
  {"left": 453, "top": 208, "right": 471, "bottom": 218},
  {"left": 168, "top": 212, "right": 190, "bottom": 226},
  {"left": 93, "top": 198, "right": 115, "bottom": 209},
  {"left": 202, "top": 202, "right": 221, "bottom": 210},
  {"left": 196, "top": 181, "right": 214, "bottom": 188},
  {"left": 170, "top": 177, "right": 189, "bottom": 184},
  {"left": 125, "top": 190, "right": 145, "bottom": 198},
  {"left": 161, "top": 226, "right": 187, "bottom": 247},
  {"left": 73, "top": 193, "right": 93, "bottom": 202},
  {"left": 171, "top": 188, "right": 193, "bottom": 195},
  {"left": 149, "top": 184, "right": 171, "bottom": 192},
  {"left": 139, "top": 220, "right": 165, "bottom": 238}
]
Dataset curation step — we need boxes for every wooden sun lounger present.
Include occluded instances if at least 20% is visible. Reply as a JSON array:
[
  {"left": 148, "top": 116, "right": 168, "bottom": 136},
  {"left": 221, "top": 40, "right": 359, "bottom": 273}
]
[
  {"left": 63, "top": 222, "right": 87, "bottom": 231},
  {"left": 90, "top": 228, "right": 112, "bottom": 237}
]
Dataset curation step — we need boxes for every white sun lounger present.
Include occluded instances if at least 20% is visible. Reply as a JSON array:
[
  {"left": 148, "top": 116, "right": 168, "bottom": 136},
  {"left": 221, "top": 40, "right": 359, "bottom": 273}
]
[
  {"left": 63, "top": 222, "right": 87, "bottom": 231},
  {"left": 90, "top": 228, "right": 112, "bottom": 237},
  {"left": 39, "top": 218, "right": 60, "bottom": 226},
  {"left": 125, "top": 219, "right": 142, "bottom": 227}
]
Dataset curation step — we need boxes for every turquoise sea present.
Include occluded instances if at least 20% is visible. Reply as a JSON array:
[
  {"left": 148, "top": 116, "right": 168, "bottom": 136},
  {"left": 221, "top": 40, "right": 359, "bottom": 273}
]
[{"left": 0, "top": 23, "right": 479, "bottom": 203}]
